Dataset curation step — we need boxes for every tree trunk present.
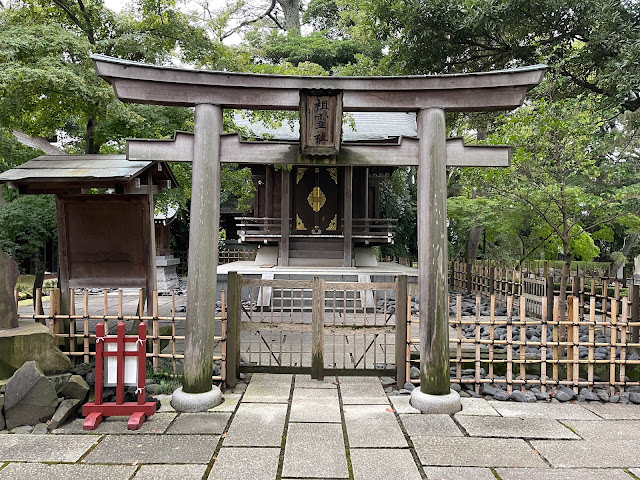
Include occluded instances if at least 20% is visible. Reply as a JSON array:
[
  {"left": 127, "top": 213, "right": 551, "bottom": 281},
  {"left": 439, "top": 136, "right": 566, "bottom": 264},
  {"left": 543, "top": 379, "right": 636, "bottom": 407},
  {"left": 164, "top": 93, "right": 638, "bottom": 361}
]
[
  {"left": 559, "top": 245, "right": 572, "bottom": 342},
  {"left": 85, "top": 116, "right": 98, "bottom": 154},
  {"left": 465, "top": 226, "right": 483, "bottom": 263},
  {"left": 277, "top": 0, "right": 300, "bottom": 31}
]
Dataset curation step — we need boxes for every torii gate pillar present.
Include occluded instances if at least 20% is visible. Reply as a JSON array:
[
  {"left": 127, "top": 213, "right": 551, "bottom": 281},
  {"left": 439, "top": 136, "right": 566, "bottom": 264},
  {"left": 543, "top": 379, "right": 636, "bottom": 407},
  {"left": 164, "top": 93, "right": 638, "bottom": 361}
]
[
  {"left": 171, "top": 103, "right": 223, "bottom": 411},
  {"left": 410, "top": 108, "right": 461, "bottom": 413}
]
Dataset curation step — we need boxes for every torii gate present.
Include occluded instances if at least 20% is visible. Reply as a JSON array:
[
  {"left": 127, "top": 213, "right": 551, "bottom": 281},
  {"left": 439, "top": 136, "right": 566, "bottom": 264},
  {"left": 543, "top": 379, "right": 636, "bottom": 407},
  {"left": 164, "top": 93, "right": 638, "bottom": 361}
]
[{"left": 92, "top": 54, "right": 545, "bottom": 413}]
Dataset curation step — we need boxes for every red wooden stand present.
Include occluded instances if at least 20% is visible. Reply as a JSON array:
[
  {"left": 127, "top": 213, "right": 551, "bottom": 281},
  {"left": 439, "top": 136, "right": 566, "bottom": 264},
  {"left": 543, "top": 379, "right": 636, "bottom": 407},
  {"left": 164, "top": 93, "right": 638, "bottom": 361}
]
[{"left": 83, "top": 321, "right": 156, "bottom": 430}]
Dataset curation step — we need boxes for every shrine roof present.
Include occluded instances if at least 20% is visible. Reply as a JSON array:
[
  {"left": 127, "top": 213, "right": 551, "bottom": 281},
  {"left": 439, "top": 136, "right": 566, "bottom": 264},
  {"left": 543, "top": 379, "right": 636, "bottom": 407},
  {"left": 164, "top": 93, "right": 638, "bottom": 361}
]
[
  {"left": 0, "top": 155, "right": 177, "bottom": 193},
  {"left": 233, "top": 112, "right": 417, "bottom": 142}
]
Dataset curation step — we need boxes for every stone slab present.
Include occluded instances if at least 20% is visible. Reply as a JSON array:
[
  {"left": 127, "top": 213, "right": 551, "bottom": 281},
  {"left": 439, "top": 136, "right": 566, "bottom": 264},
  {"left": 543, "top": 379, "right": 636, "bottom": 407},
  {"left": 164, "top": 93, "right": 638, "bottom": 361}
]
[
  {"left": 224, "top": 403, "right": 287, "bottom": 447},
  {"left": 210, "top": 447, "right": 280, "bottom": 480},
  {"left": 350, "top": 448, "right": 421, "bottom": 480},
  {"left": 0, "top": 435, "right": 97, "bottom": 462},
  {"left": 242, "top": 382, "right": 291, "bottom": 403},
  {"left": 583, "top": 403, "right": 640, "bottom": 420},
  {"left": 133, "top": 464, "right": 208, "bottom": 479},
  {"left": 294, "top": 375, "right": 338, "bottom": 388},
  {"left": 248, "top": 373, "right": 293, "bottom": 386},
  {"left": 283, "top": 422, "right": 348, "bottom": 479},
  {"left": 53, "top": 413, "right": 176, "bottom": 435},
  {"left": 390, "top": 395, "right": 421, "bottom": 414},
  {"left": 0, "top": 463, "right": 136, "bottom": 479},
  {"left": 561, "top": 420, "right": 640, "bottom": 441},
  {"left": 166, "top": 412, "right": 231, "bottom": 434},
  {"left": 413, "top": 437, "right": 547, "bottom": 468},
  {"left": 422, "top": 467, "right": 498, "bottom": 480},
  {"left": 399, "top": 413, "right": 463, "bottom": 438},
  {"left": 290, "top": 388, "right": 341, "bottom": 423},
  {"left": 339, "top": 377, "right": 388, "bottom": 405},
  {"left": 488, "top": 401, "right": 601, "bottom": 420},
  {"left": 343, "top": 405, "right": 407, "bottom": 448},
  {"left": 457, "top": 416, "right": 579, "bottom": 439},
  {"left": 83, "top": 435, "right": 218, "bottom": 464},
  {"left": 631, "top": 468, "right": 640, "bottom": 477},
  {"left": 155, "top": 394, "right": 175, "bottom": 413},
  {"left": 210, "top": 393, "right": 241, "bottom": 412},
  {"left": 531, "top": 439, "right": 640, "bottom": 468},
  {"left": 497, "top": 468, "right": 633, "bottom": 480},
  {"left": 456, "top": 397, "right": 500, "bottom": 416}
]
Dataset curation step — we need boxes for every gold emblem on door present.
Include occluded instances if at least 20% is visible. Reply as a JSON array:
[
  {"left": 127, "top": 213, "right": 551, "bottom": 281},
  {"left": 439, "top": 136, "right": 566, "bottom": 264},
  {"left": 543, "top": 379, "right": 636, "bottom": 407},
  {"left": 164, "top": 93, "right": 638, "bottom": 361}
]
[{"left": 307, "top": 186, "right": 326, "bottom": 212}]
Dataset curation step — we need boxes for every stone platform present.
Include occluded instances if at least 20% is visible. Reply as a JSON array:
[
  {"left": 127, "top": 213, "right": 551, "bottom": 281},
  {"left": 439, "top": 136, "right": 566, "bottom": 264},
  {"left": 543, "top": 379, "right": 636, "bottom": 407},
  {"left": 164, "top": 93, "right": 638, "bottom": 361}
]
[{"left": 2, "top": 374, "right": 640, "bottom": 479}]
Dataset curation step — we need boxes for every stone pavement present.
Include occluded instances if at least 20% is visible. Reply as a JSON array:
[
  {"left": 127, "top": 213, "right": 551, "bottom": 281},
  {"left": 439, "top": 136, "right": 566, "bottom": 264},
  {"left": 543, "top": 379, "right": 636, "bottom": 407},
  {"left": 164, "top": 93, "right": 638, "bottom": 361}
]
[{"left": 2, "top": 374, "right": 640, "bottom": 479}]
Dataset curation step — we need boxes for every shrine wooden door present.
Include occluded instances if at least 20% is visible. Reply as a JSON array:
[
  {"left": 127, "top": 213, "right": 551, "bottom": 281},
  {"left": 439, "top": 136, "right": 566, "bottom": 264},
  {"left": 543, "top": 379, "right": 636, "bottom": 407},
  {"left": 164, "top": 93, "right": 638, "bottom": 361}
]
[{"left": 294, "top": 167, "right": 339, "bottom": 234}]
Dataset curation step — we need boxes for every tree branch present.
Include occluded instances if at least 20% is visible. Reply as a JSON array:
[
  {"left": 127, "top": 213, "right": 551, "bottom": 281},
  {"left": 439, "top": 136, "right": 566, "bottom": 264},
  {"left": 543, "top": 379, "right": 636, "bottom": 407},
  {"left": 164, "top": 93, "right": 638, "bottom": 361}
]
[{"left": 221, "top": 0, "right": 278, "bottom": 40}]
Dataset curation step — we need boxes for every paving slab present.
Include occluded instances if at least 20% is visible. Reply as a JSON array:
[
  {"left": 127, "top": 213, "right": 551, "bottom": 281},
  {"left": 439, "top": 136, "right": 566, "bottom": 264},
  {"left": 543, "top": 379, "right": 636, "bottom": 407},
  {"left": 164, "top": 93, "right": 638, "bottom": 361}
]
[
  {"left": 455, "top": 397, "right": 500, "bottom": 416},
  {"left": 294, "top": 375, "right": 338, "bottom": 388},
  {"left": 413, "top": 437, "right": 547, "bottom": 468},
  {"left": 583, "top": 403, "right": 640, "bottom": 420},
  {"left": 165, "top": 412, "right": 231, "bottom": 434},
  {"left": 290, "top": 388, "right": 341, "bottom": 423},
  {"left": 282, "top": 422, "right": 348, "bottom": 479},
  {"left": 133, "top": 464, "right": 208, "bottom": 479},
  {"left": 497, "top": 467, "right": 633, "bottom": 480},
  {"left": 248, "top": 373, "right": 293, "bottom": 386},
  {"left": 390, "top": 395, "right": 421, "bottom": 414},
  {"left": 339, "top": 377, "right": 388, "bottom": 405},
  {"left": 399, "top": 413, "right": 463, "bottom": 438},
  {"left": 242, "top": 382, "right": 291, "bottom": 403},
  {"left": 224, "top": 402, "right": 287, "bottom": 447},
  {"left": 343, "top": 404, "right": 407, "bottom": 448},
  {"left": 350, "top": 449, "right": 421, "bottom": 480},
  {"left": 82, "top": 435, "right": 218, "bottom": 464},
  {"left": 422, "top": 467, "right": 497, "bottom": 480},
  {"left": 155, "top": 394, "right": 175, "bottom": 413},
  {"left": 0, "top": 463, "right": 135, "bottom": 479},
  {"left": 532, "top": 438, "right": 640, "bottom": 468},
  {"left": 488, "top": 401, "right": 601, "bottom": 420},
  {"left": 631, "top": 468, "right": 640, "bottom": 477},
  {"left": 0, "top": 435, "right": 98, "bottom": 462},
  {"left": 210, "top": 447, "right": 280, "bottom": 480},
  {"left": 456, "top": 416, "right": 579, "bottom": 439},
  {"left": 53, "top": 413, "right": 176, "bottom": 435},
  {"left": 209, "top": 393, "right": 242, "bottom": 412},
  {"left": 561, "top": 419, "right": 640, "bottom": 441}
]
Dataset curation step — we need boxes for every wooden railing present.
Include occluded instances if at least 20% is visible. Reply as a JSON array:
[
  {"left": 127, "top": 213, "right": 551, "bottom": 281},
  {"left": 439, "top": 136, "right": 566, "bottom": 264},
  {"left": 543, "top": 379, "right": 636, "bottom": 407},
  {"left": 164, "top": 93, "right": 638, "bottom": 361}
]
[
  {"left": 236, "top": 217, "right": 283, "bottom": 243},
  {"left": 351, "top": 218, "right": 397, "bottom": 244}
]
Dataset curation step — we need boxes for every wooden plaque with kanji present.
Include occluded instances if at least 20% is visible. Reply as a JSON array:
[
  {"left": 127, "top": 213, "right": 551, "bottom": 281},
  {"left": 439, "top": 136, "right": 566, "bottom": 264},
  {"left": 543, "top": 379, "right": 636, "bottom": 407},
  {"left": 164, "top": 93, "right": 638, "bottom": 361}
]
[{"left": 300, "top": 89, "right": 343, "bottom": 156}]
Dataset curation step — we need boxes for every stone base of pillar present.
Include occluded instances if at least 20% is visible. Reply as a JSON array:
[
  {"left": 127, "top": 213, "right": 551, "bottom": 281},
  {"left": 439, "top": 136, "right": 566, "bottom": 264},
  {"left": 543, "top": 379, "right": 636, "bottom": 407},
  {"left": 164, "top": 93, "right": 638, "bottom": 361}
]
[
  {"left": 156, "top": 256, "right": 180, "bottom": 293},
  {"left": 409, "top": 388, "right": 461, "bottom": 415},
  {"left": 170, "top": 386, "right": 222, "bottom": 412}
]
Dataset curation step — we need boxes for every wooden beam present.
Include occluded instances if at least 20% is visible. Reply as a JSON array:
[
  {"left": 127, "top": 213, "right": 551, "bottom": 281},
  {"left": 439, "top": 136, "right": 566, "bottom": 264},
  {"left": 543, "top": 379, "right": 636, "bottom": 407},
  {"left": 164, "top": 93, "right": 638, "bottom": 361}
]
[
  {"left": 92, "top": 54, "right": 545, "bottom": 112},
  {"left": 343, "top": 166, "right": 353, "bottom": 267},
  {"left": 183, "top": 104, "right": 222, "bottom": 395},
  {"left": 146, "top": 171, "right": 157, "bottom": 315},
  {"left": 127, "top": 134, "right": 510, "bottom": 167},
  {"left": 279, "top": 169, "right": 290, "bottom": 266}
]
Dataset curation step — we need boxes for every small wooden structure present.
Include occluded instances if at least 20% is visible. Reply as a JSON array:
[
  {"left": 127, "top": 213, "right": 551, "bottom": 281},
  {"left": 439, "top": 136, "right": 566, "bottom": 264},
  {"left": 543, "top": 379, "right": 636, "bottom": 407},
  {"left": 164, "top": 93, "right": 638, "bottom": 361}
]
[{"left": 0, "top": 155, "right": 177, "bottom": 313}]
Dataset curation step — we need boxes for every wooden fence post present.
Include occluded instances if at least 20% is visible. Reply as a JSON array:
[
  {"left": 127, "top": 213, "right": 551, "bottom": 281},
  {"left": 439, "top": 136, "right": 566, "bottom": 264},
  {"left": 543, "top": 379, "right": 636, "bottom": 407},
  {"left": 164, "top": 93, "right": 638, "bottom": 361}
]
[
  {"left": 630, "top": 284, "right": 639, "bottom": 349},
  {"left": 466, "top": 262, "right": 473, "bottom": 293},
  {"left": 226, "top": 272, "right": 241, "bottom": 388},
  {"left": 311, "top": 277, "right": 325, "bottom": 380},
  {"left": 395, "top": 275, "right": 408, "bottom": 389}
]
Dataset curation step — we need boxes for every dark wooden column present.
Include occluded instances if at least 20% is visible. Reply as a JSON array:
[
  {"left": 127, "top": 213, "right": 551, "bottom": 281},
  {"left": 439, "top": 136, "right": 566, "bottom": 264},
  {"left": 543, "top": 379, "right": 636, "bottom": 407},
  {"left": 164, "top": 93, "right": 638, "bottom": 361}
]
[
  {"left": 265, "top": 166, "right": 273, "bottom": 218},
  {"left": 184, "top": 103, "right": 222, "bottom": 394},
  {"left": 343, "top": 166, "right": 353, "bottom": 267},
  {"left": 416, "top": 108, "right": 450, "bottom": 396},
  {"left": 146, "top": 170, "right": 157, "bottom": 315},
  {"left": 279, "top": 169, "right": 290, "bottom": 266},
  {"left": 55, "top": 195, "right": 70, "bottom": 316}
]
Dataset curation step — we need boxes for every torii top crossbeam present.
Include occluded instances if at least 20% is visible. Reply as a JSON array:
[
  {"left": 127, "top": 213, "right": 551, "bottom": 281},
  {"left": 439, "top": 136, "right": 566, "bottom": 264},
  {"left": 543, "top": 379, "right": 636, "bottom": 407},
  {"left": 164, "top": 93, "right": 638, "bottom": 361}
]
[{"left": 91, "top": 54, "right": 545, "bottom": 112}]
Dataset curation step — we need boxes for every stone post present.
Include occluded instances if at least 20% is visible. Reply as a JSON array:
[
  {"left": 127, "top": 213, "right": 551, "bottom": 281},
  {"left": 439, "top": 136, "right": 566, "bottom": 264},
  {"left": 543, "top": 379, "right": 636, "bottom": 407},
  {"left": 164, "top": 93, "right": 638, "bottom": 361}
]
[
  {"left": 172, "top": 104, "right": 223, "bottom": 411},
  {"left": 0, "top": 250, "right": 19, "bottom": 330},
  {"left": 410, "top": 108, "right": 460, "bottom": 414}
]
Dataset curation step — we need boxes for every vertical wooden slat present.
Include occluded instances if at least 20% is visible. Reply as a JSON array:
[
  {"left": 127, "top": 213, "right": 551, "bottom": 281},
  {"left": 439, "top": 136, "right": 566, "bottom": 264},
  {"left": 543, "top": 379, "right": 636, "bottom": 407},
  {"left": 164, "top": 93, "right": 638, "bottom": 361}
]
[
  {"left": 506, "top": 296, "right": 514, "bottom": 394},
  {"left": 519, "top": 299, "right": 526, "bottom": 392},
  {"left": 475, "top": 295, "right": 481, "bottom": 393},
  {"left": 172, "top": 291, "right": 177, "bottom": 374},
  {"left": 588, "top": 297, "right": 595, "bottom": 388},
  {"left": 489, "top": 295, "right": 495, "bottom": 382},
  {"left": 567, "top": 295, "right": 574, "bottom": 384},
  {"left": 552, "top": 297, "right": 559, "bottom": 387},
  {"left": 395, "top": 275, "right": 408, "bottom": 389},
  {"left": 610, "top": 297, "right": 618, "bottom": 395},
  {"left": 311, "top": 277, "right": 325, "bottom": 380},
  {"left": 83, "top": 289, "right": 89, "bottom": 363},
  {"left": 540, "top": 297, "right": 548, "bottom": 392},
  {"left": 152, "top": 290, "right": 159, "bottom": 373},
  {"left": 572, "top": 296, "right": 579, "bottom": 391},
  {"left": 226, "top": 271, "right": 241, "bottom": 388},
  {"left": 456, "top": 294, "right": 462, "bottom": 385},
  {"left": 620, "top": 297, "right": 628, "bottom": 393}
]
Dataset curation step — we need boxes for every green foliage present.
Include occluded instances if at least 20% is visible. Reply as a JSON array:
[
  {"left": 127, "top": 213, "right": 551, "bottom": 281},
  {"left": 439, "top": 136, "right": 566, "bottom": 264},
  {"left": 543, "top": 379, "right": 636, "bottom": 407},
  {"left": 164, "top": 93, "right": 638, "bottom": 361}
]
[{"left": 379, "top": 168, "right": 417, "bottom": 260}]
